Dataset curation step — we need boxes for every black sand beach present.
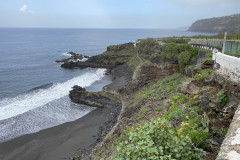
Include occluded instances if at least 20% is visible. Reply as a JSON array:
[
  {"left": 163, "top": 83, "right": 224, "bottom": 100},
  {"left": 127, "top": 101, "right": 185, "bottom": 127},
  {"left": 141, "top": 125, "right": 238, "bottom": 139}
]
[
  {"left": 0, "top": 64, "right": 132, "bottom": 160},
  {"left": 0, "top": 108, "right": 111, "bottom": 160}
]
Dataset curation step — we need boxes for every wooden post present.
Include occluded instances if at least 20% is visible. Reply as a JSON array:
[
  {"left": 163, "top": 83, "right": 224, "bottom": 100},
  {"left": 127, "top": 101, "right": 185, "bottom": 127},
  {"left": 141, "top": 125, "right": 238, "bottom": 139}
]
[{"left": 222, "top": 32, "right": 227, "bottom": 54}]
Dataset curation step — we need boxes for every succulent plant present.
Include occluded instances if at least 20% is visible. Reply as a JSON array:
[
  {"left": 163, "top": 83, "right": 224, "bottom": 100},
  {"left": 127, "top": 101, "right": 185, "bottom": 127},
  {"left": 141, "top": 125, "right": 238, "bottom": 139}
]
[
  {"left": 191, "top": 112, "right": 209, "bottom": 132},
  {"left": 189, "top": 111, "right": 198, "bottom": 119}
]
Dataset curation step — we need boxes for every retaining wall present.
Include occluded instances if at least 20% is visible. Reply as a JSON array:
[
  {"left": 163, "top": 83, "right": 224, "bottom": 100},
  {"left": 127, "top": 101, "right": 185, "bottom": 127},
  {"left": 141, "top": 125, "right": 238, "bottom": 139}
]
[
  {"left": 214, "top": 52, "right": 240, "bottom": 84},
  {"left": 215, "top": 53, "right": 240, "bottom": 160}
]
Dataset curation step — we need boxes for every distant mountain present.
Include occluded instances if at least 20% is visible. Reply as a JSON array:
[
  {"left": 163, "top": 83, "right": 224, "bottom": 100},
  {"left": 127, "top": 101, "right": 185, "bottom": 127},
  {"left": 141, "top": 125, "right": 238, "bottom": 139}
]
[{"left": 188, "top": 14, "right": 240, "bottom": 33}]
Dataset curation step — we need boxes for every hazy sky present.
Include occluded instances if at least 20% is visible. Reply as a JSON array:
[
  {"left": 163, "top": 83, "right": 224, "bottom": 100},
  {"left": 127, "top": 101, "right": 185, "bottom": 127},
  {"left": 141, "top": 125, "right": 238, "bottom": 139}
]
[{"left": 0, "top": 0, "right": 239, "bottom": 28}]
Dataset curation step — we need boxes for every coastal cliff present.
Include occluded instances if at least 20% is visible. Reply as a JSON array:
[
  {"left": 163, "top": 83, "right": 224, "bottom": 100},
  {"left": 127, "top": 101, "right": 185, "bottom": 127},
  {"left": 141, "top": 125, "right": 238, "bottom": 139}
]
[
  {"left": 188, "top": 14, "right": 240, "bottom": 33},
  {"left": 58, "top": 36, "right": 240, "bottom": 160}
]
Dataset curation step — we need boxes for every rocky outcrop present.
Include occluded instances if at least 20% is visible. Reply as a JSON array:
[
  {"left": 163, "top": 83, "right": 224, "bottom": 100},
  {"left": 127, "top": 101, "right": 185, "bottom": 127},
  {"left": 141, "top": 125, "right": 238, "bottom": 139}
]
[
  {"left": 60, "top": 43, "right": 135, "bottom": 69},
  {"left": 119, "top": 63, "right": 179, "bottom": 95},
  {"left": 69, "top": 85, "right": 121, "bottom": 108},
  {"left": 61, "top": 54, "right": 130, "bottom": 69},
  {"left": 139, "top": 64, "right": 179, "bottom": 84},
  {"left": 56, "top": 52, "right": 89, "bottom": 63}
]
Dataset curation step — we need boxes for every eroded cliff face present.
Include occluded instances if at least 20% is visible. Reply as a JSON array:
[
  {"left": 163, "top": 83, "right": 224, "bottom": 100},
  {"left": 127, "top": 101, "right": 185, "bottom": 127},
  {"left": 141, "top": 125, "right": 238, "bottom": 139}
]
[{"left": 188, "top": 14, "right": 240, "bottom": 33}]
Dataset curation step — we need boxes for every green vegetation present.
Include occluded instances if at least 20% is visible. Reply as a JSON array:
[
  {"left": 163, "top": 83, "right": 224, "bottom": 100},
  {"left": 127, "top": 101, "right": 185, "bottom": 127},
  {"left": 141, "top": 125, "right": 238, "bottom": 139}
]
[
  {"left": 137, "top": 38, "right": 159, "bottom": 55},
  {"left": 103, "top": 46, "right": 136, "bottom": 57},
  {"left": 142, "top": 60, "right": 154, "bottom": 66},
  {"left": 96, "top": 147, "right": 106, "bottom": 156},
  {"left": 134, "top": 73, "right": 185, "bottom": 101},
  {"left": 88, "top": 37, "right": 233, "bottom": 160},
  {"left": 220, "top": 128, "right": 228, "bottom": 137},
  {"left": 160, "top": 43, "right": 199, "bottom": 71},
  {"left": 158, "top": 33, "right": 240, "bottom": 42},
  {"left": 218, "top": 90, "right": 229, "bottom": 107},
  {"left": 188, "top": 14, "right": 240, "bottom": 33},
  {"left": 127, "top": 55, "right": 141, "bottom": 69},
  {"left": 188, "top": 32, "right": 240, "bottom": 40},
  {"left": 158, "top": 37, "right": 191, "bottom": 44},
  {"left": 113, "top": 91, "right": 214, "bottom": 160},
  {"left": 161, "top": 43, "right": 179, "bottom": 60},
  {"left": 193, "top": 69, "right": 212, "bottom": 80},
  {"left": 178, "top": 51, "right": 192, "bottom": 71},
  {"left": 112, "top": 118, "right": 203, "bottom": 160}
]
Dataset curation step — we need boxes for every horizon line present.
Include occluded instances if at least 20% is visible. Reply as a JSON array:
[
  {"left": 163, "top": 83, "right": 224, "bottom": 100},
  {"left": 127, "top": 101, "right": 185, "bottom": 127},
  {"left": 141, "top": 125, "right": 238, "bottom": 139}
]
[{"left": 0, "top": 26, "right": 188, "bottom": 30}]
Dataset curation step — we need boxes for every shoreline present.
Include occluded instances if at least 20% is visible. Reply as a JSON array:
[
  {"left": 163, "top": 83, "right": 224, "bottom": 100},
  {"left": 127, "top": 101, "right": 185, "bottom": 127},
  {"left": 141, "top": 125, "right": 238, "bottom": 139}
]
[
  {"left": 0, "top": 108, "right": 112, "bottom": 160},
  {"left": 0, "top": 64, "right": 132, "bottom": 160}
]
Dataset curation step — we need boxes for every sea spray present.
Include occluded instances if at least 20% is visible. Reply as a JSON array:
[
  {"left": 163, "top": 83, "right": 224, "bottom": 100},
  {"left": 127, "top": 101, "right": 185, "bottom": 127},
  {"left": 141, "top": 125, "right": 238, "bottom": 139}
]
[{"left": 0, "top": 68, "right": 106, "bottom": 121}]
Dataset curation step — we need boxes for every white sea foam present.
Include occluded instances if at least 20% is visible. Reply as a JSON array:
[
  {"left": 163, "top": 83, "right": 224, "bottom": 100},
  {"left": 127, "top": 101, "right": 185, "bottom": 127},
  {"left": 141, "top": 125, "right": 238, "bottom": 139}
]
[
  {"left": 0, "top": 96, "right": 95, "bottom": 143},
  {"left": 0, "top": 68, "right": 106, "bottom": 121},
  {"left": 61, "top": 52, "right": 71, "bottom": 56},
  {"left": 80, "top": 57, "right": 88, "bottom": 62}
]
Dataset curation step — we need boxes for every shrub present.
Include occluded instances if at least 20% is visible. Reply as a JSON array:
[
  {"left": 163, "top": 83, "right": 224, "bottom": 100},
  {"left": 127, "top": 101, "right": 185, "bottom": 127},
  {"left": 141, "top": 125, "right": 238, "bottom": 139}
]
[
  {"left": 137, "top": 38, "right": 159, "bottom": 55},
  {"left": 112, "top": 118, "right": 203, "bottom": 160},
  {"left": 178, "top": 44, "right": 192, "bottom": 53},
  {"left": 191, "top": 47, "right": 199, "bottom": 57},
  {"left": 193, "top": 69, "right": 212, "bottom": 80},
  {"left": 167, "top": 64, "right": 172, "bottom": 70},
  {"left": 142, "top": 60, "right": 154, "bottom": 66},
  {"left": 219, "top": 90, "right": 229, "bottom": 107},
  {"left": 159, "top": 38, "right": 191, "bottom": 44},
  {"left": 178, "top": 51, "right": 192, "bottom": 71},
  {"left": 161, "top": 43, "right": 179, "bottom": 60}
]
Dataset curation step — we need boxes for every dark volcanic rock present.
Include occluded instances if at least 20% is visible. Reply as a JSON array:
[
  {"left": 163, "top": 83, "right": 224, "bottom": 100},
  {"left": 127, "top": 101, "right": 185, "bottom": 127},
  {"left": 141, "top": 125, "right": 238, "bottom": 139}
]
[
  {"left": 56, "top": 52, "right": 88, "bottom": 63},
  {"left": 201, "top": 60, "right": 214, "bottom": 69},
  {"left": 69, "top": 85, "right": 121, "bottom": 108},
  {"left": 200, "top": 96, "right": 210, "bottom": 111},
  {"left": 60, "top": 43, "right": 134, "bottom": 69},
  {"left": 61, "top": 54, "right": 129, "bottom": 69}
]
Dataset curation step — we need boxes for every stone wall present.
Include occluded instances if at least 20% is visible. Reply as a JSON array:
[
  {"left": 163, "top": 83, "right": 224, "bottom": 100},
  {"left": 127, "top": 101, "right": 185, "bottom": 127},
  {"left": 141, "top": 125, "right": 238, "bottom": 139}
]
[
  {"left": 214, "top": 52, "right": 240, "bottom": 84},
  {"left": 215, "top": 53, "right": 240, "bottom": 160},
  {"left": 216, "top": 105, "right": 240, "bottom": 160}
]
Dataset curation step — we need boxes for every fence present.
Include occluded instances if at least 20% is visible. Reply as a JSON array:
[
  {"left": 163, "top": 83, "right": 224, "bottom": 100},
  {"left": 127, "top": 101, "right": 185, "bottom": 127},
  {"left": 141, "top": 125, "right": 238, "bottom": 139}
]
[{"left": 189, "top": 39, "right": 240, "bottom": 56}]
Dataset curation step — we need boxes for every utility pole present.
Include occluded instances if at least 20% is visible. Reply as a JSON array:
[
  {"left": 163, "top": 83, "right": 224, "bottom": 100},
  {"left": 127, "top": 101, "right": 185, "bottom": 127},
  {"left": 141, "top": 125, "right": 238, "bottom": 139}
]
[{"left": 222, "top": 32, "right": 227, "bottom": 54}]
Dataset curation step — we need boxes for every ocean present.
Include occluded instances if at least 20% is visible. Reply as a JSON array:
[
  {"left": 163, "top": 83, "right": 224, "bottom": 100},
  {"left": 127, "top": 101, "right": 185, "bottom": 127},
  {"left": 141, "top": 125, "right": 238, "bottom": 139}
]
[{"left": 0, "top": 28, "right": 212, "bottom": 143}]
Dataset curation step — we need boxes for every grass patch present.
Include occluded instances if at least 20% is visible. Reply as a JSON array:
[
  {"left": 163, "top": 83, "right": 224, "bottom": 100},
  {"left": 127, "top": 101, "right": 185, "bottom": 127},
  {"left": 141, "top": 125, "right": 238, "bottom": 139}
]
[
  {"left": 127, "top": 55, "right": 141, "bottom": 69},
  {"left": 95, "top": 147, "right": 106, "bottom": 157},
  {"left": 134, "top": 73, "right": 185, "bottom": 101}
]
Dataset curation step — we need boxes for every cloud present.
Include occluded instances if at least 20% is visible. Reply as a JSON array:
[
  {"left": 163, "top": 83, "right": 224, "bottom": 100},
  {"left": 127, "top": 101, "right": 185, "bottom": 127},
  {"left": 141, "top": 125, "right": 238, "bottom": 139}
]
[
  {"left": 19, "top": 4, "right": 34, "bottom": 13},
  {"left": 20, "top": 5, "right": 27, "bottom": 12}
]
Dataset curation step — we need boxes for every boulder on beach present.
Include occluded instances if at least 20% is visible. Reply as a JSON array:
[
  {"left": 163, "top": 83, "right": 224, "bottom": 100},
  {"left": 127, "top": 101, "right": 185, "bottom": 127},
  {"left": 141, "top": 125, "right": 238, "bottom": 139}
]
[{"left": 69, "top": 85, "right": 121, "bottom": 108}]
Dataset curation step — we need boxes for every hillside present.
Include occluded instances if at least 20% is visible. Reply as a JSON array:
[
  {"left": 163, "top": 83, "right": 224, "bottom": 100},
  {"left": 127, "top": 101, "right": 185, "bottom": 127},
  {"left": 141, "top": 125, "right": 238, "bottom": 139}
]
[
  {"left": 188, "top": 14, "right": 240, "bottom": 33},
  {"left": 63, "top": 37, "right": 240, "bottom": 160}
]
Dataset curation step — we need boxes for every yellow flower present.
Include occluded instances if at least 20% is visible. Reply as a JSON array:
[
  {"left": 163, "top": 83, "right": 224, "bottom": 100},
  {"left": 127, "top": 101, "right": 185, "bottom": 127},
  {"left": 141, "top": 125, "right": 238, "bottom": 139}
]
[
  {"left": 177, "top": 128, "right": 183, "bottom": 135},
  {"left": 181, "top": 122, "right": 186, "bottom": 127},
  {"left": 181, "top": 122, "right": 189, "bottom": 127},
  {"left": 186, "top": 116, "right": 189, "bottom": 119}
]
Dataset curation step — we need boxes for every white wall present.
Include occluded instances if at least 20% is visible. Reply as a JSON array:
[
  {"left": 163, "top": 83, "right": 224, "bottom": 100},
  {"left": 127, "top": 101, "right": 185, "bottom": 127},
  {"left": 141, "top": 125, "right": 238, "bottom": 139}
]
[{"left": 215, "top": 52, "right": 240, "bottom": 83}]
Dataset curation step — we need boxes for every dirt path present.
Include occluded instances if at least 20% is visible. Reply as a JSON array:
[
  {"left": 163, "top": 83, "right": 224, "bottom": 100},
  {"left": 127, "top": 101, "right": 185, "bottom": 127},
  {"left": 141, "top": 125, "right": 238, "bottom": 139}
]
[
  {"left": 132, "top": 51, "right": 143, "bottom": 80},
  {"left": 87, "top": 96, "right": 126, "bottom": 159}
]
